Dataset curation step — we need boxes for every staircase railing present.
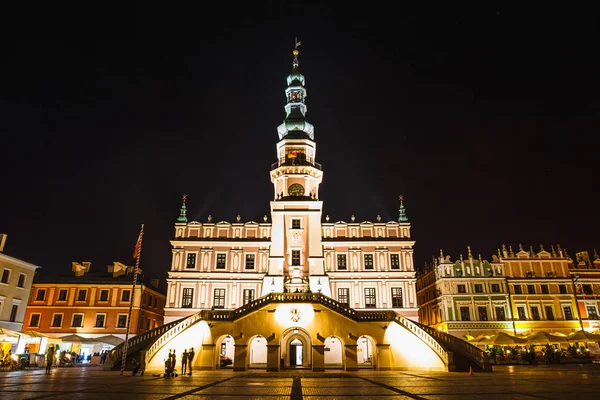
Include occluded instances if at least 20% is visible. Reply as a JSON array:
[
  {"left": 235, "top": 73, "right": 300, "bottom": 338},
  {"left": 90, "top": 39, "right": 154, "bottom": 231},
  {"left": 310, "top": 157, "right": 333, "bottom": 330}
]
[
  {"left": 109, "top": 318, "right": 183, "bottom": 369},
  {"left": 394, "top": 315, "right": 488, "bottom": 370},
  {"left": 393, "top": 313, "right": 449, "bottom": 365},
  {"left": 144, "top": 311, "right": 204, "bottom": 365}
]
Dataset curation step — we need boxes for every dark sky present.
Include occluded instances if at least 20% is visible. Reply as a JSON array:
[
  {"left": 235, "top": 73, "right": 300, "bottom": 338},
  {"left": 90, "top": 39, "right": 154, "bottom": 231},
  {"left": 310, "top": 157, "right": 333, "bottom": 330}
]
[{"left": 2, "top": 4, "right": 599, "bottom": 283}]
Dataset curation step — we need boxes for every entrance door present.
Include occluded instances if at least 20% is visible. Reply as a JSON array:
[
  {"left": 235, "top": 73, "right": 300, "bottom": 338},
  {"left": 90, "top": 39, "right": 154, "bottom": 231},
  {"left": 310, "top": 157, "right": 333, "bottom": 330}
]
[{"left": 290, "top": 339, "right": 303, "bottom": 366}]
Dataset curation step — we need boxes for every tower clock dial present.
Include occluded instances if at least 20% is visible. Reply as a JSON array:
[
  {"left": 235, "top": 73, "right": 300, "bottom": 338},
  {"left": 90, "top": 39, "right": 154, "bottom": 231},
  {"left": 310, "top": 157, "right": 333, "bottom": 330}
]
[{"left": 288, "top": 183, "right": 305, "bottom": 197}]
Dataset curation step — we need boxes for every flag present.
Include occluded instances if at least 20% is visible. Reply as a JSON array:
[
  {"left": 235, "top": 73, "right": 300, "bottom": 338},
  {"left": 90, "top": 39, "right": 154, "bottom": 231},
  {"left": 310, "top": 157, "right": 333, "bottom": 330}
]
[
  {"left": 133, "top": 236, "right": 141, "bottom": 259},
  {"left": 287, "top": 151, "right": 298, "bottom": 158}
]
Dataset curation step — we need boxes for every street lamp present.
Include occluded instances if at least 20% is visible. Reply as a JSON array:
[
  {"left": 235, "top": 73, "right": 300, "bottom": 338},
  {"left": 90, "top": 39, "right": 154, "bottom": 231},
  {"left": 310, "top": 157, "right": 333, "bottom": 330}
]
[{"left": 571, "top": 274, "right": 585, "bottom": 332}]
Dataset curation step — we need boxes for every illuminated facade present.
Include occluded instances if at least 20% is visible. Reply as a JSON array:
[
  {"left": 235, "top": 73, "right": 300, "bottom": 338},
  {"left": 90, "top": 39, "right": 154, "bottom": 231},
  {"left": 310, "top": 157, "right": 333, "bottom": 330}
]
[
  {"left": 164, "top": 46, "right": 417, "bottom": 325},
  {"left": 417, "top": 245, "right": 600, "bottom": 338},
  {"left": 110, "top": 46, "right": 490, "bottom": 374},
  {"left": 0, "top": 234, "right": 40, "bottom": 332},
  {"left": 23, "top": 262, "right": 166, "bottom": 349}
]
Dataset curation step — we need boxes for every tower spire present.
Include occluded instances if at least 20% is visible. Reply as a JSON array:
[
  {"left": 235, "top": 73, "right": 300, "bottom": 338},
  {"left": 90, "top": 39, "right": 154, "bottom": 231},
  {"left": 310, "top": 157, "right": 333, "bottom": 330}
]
[
  {"left": 177, "top": 194, "right": 188, "bottom": 223},
  {"left": 398, "top": 194, "right": 408, "bottom": 222}
]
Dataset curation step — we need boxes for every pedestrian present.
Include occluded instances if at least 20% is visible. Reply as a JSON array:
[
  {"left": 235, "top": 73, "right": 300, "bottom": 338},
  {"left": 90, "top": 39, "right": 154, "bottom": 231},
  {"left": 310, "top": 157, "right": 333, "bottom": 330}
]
[
  {"left": 187, "top": 347, "right": 195, "bottom": 376},
  {"left": 171, "top": 349, "right": 177, "bottom": 374},
  {"left": 46, "top": 345, "right": 55, "bottom": 375},
  {"left": 181, "top": 349, "right": 188, "bottom": 375}
]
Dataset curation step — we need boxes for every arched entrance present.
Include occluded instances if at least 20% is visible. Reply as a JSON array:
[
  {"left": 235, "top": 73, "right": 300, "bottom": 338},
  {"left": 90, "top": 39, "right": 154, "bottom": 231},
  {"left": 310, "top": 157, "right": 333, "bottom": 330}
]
[
  {"left": 324, "top": 336, "right": 343, "bottom": 369},
  {"left": 217, "top": 335, "right": 235, "bottom": 369},
  {"left": 249, "top": 335, "right": 267, "bottom": 369},
  {"left": 357, "top": 335, "right": 375, "bottom": 369},
  {"left": 280, "top": 327, "right": 311, "bottom": 369}
]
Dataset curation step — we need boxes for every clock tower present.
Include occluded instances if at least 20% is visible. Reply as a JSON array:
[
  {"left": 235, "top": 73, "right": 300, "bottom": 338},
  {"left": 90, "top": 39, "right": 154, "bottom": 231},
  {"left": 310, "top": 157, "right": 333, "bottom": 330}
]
[{"left": 264, "top": 43, "right": 328, "bottom": 295}]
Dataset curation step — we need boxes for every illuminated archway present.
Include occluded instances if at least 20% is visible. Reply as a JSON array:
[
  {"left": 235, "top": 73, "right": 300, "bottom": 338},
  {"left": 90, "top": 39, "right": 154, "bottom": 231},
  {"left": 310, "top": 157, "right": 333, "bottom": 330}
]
[
  {"left": 216, "top": 335, "right": 235, "bottom": 369},
  {"left": 280, "top": 327, "right": 311, "bottom": 368},
  {"left": 357, "top": 335, "right": 376, "bottom": 369},
  {"left": 324, "top": 335, "right": 343, "bottom": 368},
  {"left": 249, "top": 335, "right": 267, "bottom": 369}
]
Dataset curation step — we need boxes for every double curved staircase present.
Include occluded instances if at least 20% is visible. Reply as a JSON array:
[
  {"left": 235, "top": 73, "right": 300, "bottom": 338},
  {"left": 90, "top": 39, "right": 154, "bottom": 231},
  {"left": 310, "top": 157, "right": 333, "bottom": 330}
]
[{"left": 111, "top": 292, "right": 491, "bottom": 372}]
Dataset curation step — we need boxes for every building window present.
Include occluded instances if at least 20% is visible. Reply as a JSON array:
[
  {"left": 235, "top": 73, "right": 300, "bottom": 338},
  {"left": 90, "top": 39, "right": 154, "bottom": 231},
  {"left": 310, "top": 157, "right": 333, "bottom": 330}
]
[
  {"left": 95, "top": 314, "right": 106, "bottom": 328},
  {"left": 182, "top": 288, "right": 194, "bottom": 308},
  {"left": 364, "top": 288, "right": 376, "bottom": 308},
  {"left": 587, "top": 306, "right": 599, "bottom": 320},
  {"left": 545, "top": 306, "right": 555, "bottom": 320},
  {"left": 514, "top": 285, "right": 522, "bottom": 294},
  {"left": 517, "top": 306, "right": 526, "bottom": 320},
  {"left": 291, "top": 218, "right": 301, "bottom": 229},
  {"left": 1, "top": 269, "right": 10, "bottom": 284},
  {"left": 474, "top": 284, "right": 483, "bottom": 293},
  {"left": 530, "top": 306, "right": 541, "bottom": 320},
  {"left": 72, "top": 314, "right": 84, "bottom": 327},
  {"left": 216, "top": 254, "right": 227, "bottom": 269},
  {"left": 243, "top": 289, "right": 255, "bottom": 305},
  {"left": 214, "top": 289, "right": 226, "bottom": 309},
  {"left": 121, "top": 290, "right": 131, "bottom": 302},
  {"left": 186, "top": 253, "right": 196, "bottom": 269},
  {"left": 460, "top": 306, "right": 470, "bottom": 321},
  {"left": 491, "top": 284, "right": 500, "bottom": 293},
  {"left": 478, "top": 306, "right": 488, "bottom": 321},
  {"left": 364, "top": 254, "right": 374, "bottom": 270},
  {"left": 77, "top": 289, "right": 87, "bottom": 301},
  {"left": 58, "top": 289, "right": 68, "bottom": 301},
  {"left": 117, "top": 315, "right": 128, "bottom": 328},
  {"left": 457, "top": 284, "right": 466, "bottom": 293},
  {"left": 17, "top": 274, "right": 25, "bottom": 288},
  {"left": 583, "top": 285, "right": 593, "bottom": 295},
  {"left": 527, "top": 285, "right": 536, "bottom": 295},
  {"left": 245, "top": 254, "right": 255, "bottom": 270},
  {"left": 541, "top": 284, "right": 549, "bottom": 294},
  {"left": 391, "top": 288, "right": 403, "bottom": 307},
  {"left": 338, "top": 288, "right": 349, "bottom": 306},
  {"left": 52, "top": 314, "right": 63, "bottom": 328},
  {"left": 291, "top": 250, "right": 301, "bottom": 266},
  {"left": 36, "top": 289, "right": 46, "bottom": 301},
  {"left": 30, "top": 313, "right": 41, "bottom": 327},
  {"left": 455, "top": 270, "right": 463, "bottom": 277},
  {"left": 99, "top": 290, "right": 109, "bottom": 302},
  {"left": 495, "top": 307, "right": 506, "bottom": 321},
  {"left": 390, "top": 254, "right": 400, "bottom": 269},
  {"left": 559, "top": 284, "right": 567, "bottom": 294},
  {"left": 563, "top": 306, "right": 574, "bottom": 320},
  {"left": 9, "top": 304, "right": 18, "bottom": 322},
  {"left": 337, "top": 254, "right": 347, "bottom": 270}
]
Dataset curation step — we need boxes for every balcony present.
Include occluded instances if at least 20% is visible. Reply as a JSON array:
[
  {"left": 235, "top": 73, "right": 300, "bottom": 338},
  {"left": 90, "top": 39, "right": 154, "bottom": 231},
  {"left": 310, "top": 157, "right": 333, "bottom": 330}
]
[{"left": 271, "top": 159, "right": 322, "bottom": 171}]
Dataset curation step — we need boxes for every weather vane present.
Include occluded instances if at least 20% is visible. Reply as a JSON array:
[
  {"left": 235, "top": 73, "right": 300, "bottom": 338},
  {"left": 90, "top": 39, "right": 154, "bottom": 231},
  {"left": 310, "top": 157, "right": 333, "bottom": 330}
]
[
  {"left": 399, "top": 194, "right": 404, "bottom": 202},
  {"left": 182, "top": 194, "right": 187, "bottom": 203},
  {"left": 295, "top": 37, "right": 301, "bottom": 49}
]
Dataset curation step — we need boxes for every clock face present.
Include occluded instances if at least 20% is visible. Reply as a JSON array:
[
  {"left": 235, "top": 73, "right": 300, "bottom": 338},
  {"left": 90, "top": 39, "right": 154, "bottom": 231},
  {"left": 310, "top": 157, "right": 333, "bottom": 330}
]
[{"left": 288, "top": 183, "right": 305, "bottom": 197}]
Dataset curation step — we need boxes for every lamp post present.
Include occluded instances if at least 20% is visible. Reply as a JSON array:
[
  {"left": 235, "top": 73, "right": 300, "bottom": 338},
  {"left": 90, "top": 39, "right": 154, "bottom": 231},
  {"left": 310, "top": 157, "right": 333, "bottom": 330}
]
[{"left": 571, "top": 274, "right": 585, "bottom": 332}]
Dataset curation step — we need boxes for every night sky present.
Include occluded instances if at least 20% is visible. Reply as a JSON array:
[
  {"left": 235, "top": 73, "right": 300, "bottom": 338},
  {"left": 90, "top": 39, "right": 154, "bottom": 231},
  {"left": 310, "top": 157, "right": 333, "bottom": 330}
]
[{"left": 2, "top": 4, "right": 599, "bottom": 284}]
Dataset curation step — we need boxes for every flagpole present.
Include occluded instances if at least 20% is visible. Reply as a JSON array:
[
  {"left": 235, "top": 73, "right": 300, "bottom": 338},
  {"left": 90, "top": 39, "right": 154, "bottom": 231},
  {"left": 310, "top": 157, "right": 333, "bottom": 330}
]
[{"left": 121, "top": 223, "right": 144, "bottom": 375}]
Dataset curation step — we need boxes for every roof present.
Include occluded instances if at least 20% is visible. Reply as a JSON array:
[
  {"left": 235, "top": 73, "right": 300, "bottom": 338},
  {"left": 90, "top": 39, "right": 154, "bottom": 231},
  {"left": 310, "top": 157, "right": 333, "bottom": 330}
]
[
  {"left": 0, "top": 252, "right": 41, "bottom": 271},
  {"left": 32, "top": 269, "right": 165, "bottom": 294}
]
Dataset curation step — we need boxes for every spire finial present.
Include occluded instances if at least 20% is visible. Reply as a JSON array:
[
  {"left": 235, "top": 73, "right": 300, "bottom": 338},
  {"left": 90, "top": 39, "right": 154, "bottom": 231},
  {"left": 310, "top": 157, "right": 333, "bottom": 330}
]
[
  {"left": 440, "top": 249, "right": 444, "bottom": 259},
  {"left": 398, "top": 194, "right": 408, "bottom": 222},
  {"left": 177, "top": 194, "right": 188, "bottom": 223},
  {"left": 377, "top": 214, "right": 381, "bottom": 222},
  {"left": 509, "top": 245, "right": 514, "bottom": 257},
  {"left": 540, "top": 244, "right": 545, "bottom": 252},
  {"left": 263, "top": 215, "right": 268, "bottom": 222},
  {"left": 551, "top": 245, "right": 557, "bottom": 257},
  {"left": 292, "top": 37, "right": 301, "bottom": 67},
  {"left": 236, "top": 215, "right": 241, "bottom": 223},
  {"left": 351, "top": 214, "right": 355, "bottom": 222},
  {"left": 467, "top": 245, "right": 472, "bottom": 259},
  {"left": 207, "top": 215, "right": 212, "bottom": 223}
]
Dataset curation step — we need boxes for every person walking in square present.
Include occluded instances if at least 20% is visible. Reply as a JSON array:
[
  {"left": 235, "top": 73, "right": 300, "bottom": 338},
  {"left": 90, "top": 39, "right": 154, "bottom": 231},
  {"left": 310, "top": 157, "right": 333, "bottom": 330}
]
[
  {"left": 45, "top": 345, "right": 55, "bottom": 375},
  {"left": 181, "top": 349, "right": 188, "bottom": 375},
  {"left": 171, "top": 349, "right": 177, "bottom": 373},
  {"left": 187, "top": 347, "right": 195, "bottom": 376}
]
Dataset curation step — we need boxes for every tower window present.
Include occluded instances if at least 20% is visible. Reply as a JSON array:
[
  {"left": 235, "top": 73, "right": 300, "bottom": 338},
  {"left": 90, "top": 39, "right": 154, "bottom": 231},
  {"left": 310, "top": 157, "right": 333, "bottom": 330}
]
[
  {"left": 291, "top": 250, "right": 301, "bottom": 266},
  {"left": 216, "top": 254, "right": 227, "bottom": 269},
  {"left": 363, "top": 254, "right": 374, "bottom": 270},
  {"left": 182, "top": 288, "right": 194, "bottom": 308},
  {"left": 291, "top": 219, "right": 301, "bottom": 229},
  {"left": 337, "top": 254, "right": 347, "bottom": 270},
  {"left": 186, "top": 253, "right": 196, "bottom": 269},
  {"left": 390, "top": 254, "right": 400, "bottom": 269},
  {"left": 245, "top": 254, "right": 255, "bottom": 269}
]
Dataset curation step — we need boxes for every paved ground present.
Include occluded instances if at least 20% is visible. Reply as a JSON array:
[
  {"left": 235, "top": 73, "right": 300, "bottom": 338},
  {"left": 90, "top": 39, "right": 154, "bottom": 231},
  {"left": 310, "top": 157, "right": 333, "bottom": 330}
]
[{"left": 0, "top": 364, "right": 598, "bottom": 399}]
